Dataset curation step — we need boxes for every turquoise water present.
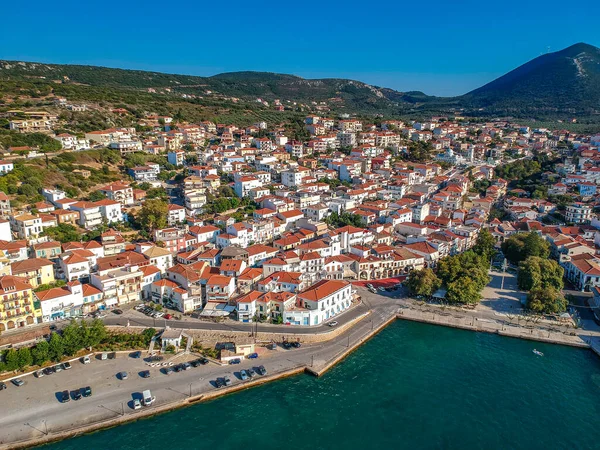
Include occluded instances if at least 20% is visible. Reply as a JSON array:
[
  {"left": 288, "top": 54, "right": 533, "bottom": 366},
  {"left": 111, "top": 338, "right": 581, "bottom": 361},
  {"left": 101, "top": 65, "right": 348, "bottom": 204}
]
[{"left": 43, "top": 322, "right": 600, "bottom": 450}]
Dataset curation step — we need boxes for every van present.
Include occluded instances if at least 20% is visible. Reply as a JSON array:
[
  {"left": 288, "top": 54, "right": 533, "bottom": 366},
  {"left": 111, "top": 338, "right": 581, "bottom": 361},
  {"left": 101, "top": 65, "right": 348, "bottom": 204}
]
[{"left": 142, "top": 389, "right": 154, "bottom": 406}]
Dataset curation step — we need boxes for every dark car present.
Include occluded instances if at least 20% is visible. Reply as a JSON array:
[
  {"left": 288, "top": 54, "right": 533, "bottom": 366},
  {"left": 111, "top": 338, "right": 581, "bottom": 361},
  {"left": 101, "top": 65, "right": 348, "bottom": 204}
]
[
  {"left": 11, "top": 378, "right": 24, "bottom": 387},
  {"left": 131, "top": 351, "right": 142, "bottom": 359},
  {"left": 165, "top": 367, "right": 174, "bottom": 375},
  {"left": 0, "top": 382, "right": 6, "bottom": 390},
  {"left": 141, "top": 370, "right": 151, "bottom": 378},
  {"left": 199, "top": 357, "right": 209, "bottom": 365},
  {"left": 190, "top": 359, "right": 201, "bottom": 368},
  {"left": 43, "top": 367, "right": 55, "bottom": 376},
  {"left": 282, "top": 342, "right": 292, "bottom": 350},
  {"left": 215, "top": 378, "right": 224, "bottom": 388},
  {"left": 224, "top": 376, "right": 232, "bottom": 386},
  {"left": 229, "top": 358, "right": 241, "bottom": 365},
  {"left": 60, "top": 390, "right": 70, "bottom": 403},
  {"left": 291, "top": 341, "right": 301, "bottom": 348},
  {"left": 247, "top": 367, "right": 256, "bottom": 378},
  {"left": 72, "top": 390, "right": 82, "bottom": 401},
  {"left": 62, "top": 361, "right": 72, "bottom": 370},
  {"left": 173, "top": 364, "right": 182, "bottom": 373},
  {"left": 257, "top": 365, "right": 267, "bottom": 376},
  {"left": 113, "top": 309, "right": 123, "bottom": 315},
  {"left": 82, "top": 386, "right": 92, "bottom": 397}
]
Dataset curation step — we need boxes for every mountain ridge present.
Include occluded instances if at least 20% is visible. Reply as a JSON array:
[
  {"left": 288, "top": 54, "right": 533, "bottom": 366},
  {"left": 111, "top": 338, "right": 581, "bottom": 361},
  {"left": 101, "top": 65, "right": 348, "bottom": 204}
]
[{"left": 1, "top": 42, "right": 599, "bottom": 117}]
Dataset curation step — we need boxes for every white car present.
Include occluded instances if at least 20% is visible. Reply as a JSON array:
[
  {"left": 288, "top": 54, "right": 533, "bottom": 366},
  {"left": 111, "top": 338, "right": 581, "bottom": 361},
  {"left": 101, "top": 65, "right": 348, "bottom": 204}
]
[
  {"left": 328, "top": 321, "right": 338, "bottom": 327},
  {"left": 82, "top": 355, "right": 91, "bottom": 364},
  {"left": 133, "top": 399, "right": 142, "bottom": 410}
]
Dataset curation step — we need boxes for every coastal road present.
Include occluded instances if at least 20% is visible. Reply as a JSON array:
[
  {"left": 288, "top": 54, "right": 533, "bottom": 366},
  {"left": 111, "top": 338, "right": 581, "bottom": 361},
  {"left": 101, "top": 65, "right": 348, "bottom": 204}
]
[{"left": 0, "top": 289, "right": 400, "bottom": 449}]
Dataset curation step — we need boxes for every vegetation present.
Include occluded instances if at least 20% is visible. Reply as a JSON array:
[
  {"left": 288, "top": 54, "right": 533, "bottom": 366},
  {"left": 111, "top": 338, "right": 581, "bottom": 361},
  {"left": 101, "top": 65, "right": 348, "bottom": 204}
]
[
  {"left": 405, "top": 268, "right": 441, "bottom": 297},
  {"left": 324, "top": 211, "right": 363, "bottom": 228},
  {"left": 501, "top": 232, "right": 550, "bottom": 264},
  {"left": 136, "top": 199, "right": 168, "bottom": 232},
  {"left": 436, "top": 251, "right": 491, "bottom": 305},
  {"left": 526, "top": 286, "right": 568, "bottom": 315},
  {"left": 472, "top": 228, "right": 496, "bottom": 262},
  {"left": 517, "top": 257, "right": 564, "bottom": 292}
]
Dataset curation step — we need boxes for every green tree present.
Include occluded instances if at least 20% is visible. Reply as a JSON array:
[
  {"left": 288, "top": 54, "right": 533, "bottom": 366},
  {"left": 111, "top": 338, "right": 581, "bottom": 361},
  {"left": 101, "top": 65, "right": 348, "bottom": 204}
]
[
  {"left": 405, "top": 268, "right": 442, "bottom": 297},
  {"left": 527, "top": 286, "right": 568, "bottom": 314},
  {"left": 88, "top": 319, "right": 107, "bottom": 347},
  {"left": 3, "top": 348, "right": 19, "bottom": 371},
  {"left": 473, "top": 228, "right": 496, "bottom": 261},
  {"left": 501, "top": 232, "right": 550, "bottom": 264},
  {"left": 446, "top": 276, "right": 481, "bottom": 304},
  {"left": 48, "top": 332, "right": 64, "bottom": 362},
  {"left": 31, "top": 340, "right": 50, "bottom": 366},
  {"left": 61, "top": 321, "right": 82, "bottom": 356},
  {"left": 518, "top": 256, "right": 564, "bottom": 292},
  {"left": 16, "top": 347, "right": 33, "bottom": 369},
  {"left": 136, "top": 199, "right": 168, "bottom": 232},
  {"left": 42, "top": 223, "right": 81, "bottom": 243}
]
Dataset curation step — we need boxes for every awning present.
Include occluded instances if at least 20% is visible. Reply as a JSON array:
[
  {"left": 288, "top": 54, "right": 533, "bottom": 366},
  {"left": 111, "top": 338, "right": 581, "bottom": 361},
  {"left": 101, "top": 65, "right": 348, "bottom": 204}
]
[
  {"left": 104, "top": 298, "right": 118, "bottom": 307},
  {"left": 199, "top": 302, "right": 235, "bottom": 317}
]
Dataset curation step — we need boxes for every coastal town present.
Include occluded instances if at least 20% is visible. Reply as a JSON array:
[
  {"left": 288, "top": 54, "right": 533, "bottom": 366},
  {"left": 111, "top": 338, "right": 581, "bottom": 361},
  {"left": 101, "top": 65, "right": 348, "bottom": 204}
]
[{"left": 3, "top": 96, "right": 600, "bottom": 448}]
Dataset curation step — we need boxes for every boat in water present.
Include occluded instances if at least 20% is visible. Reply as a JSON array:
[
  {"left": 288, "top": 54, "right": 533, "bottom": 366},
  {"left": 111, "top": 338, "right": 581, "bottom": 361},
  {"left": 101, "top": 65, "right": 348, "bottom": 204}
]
[{"left": 533, "top": 349, "right": 544, "bottom": 357}]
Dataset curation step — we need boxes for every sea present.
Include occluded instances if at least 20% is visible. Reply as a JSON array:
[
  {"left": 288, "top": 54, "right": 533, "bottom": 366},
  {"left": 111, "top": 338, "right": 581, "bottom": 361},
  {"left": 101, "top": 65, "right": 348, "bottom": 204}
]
[{"left": 41, "top": 321, "right": 600, "bottom": 450}]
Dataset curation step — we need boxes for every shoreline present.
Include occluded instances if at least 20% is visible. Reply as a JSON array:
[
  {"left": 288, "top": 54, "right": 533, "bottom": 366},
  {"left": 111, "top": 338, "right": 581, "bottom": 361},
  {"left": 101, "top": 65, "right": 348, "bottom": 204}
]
[{"left": 6, "top": 304, "right": 596, "bottom": 450}]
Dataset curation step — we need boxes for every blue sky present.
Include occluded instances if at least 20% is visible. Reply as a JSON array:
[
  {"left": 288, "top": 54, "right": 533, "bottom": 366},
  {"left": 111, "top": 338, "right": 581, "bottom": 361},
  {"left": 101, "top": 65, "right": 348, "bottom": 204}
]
[{"left": 2, "top": 0, "right": 599, "bottom": 96}]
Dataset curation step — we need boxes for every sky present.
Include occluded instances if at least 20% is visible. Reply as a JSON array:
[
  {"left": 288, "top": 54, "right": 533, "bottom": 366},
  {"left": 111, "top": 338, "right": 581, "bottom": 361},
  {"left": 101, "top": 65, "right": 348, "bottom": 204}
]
[{"left": 2, "top": 0, "right": 599, "bottom": 96}]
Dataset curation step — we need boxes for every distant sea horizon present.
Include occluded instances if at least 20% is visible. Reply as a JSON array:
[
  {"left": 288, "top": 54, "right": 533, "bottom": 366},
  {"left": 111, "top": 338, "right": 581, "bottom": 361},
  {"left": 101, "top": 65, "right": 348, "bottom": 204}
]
[{"left": 41, "top": 321, "right": 600, "bottom": 450}]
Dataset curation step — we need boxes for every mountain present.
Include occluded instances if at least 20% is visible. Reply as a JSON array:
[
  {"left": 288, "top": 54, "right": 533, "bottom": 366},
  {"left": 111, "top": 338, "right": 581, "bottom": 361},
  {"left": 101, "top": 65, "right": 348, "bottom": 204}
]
[
  {"left": 0, "top": 61, "right": 434, "bottom": 114},
  {"left": 461, "top": 43, "right": 600, "bottom": 114},
  {"left": 1, "top": 43, "right": 599, "bottom": 117}
]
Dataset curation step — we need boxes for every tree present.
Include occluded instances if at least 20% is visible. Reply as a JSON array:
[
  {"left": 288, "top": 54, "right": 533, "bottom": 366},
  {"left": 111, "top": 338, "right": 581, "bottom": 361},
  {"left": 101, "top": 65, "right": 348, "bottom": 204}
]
[
  {"left": 501, "top": 232, "right": 550, "bottom": 264},
  {"left": 446, "top": 276, "right": 481, "bottom": 305},
  {"left": 518, "top": 257, "right": 564, "bottom": 292},
  {"left": 88, "top": 319, "right": 107, "bottom": 347},
  {"left": 61, "top": 321, "right": 82, "bottom": 356},
  {"left": 405, "top": 268, "right": 442, "bottom": 297},
  {"left": 3, "top": 348, "right": 19, "bottom": 371},
  {"left": 437, "top": 251, "right": 490, "bottom": 290},
  {"left": 16, "top": 347, "right": 33, "bottom": 369},
  {"left": 136, "top": 199, "right": 168, "bottom": 232},
  {"left": 527, "top": 286, "right": 568, "bottom": 314},
  {"left": 48, "top": 332, "right": 64, "bottom": 362},
  {"left": 42, "top": 223, "right": 81, "bottom": 243},
  {"left": 473, "top": 228, "right": 496, "bottom": 261},
  {"left": 31, "top": 340, "right": 50, "bottom": 366}
]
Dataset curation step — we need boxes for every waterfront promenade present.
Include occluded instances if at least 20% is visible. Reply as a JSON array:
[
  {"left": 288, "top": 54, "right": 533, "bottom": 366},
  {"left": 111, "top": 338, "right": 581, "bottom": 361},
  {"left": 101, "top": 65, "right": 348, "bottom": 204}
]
[{"left": 2, "top": 285, "right": 599, "bottom": 449}]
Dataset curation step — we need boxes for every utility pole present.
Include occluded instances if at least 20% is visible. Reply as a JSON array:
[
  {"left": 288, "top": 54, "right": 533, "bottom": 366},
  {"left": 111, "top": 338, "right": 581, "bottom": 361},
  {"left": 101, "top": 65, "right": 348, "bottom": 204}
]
[
  {"left": 43, "top": 420, "right": 48, "bottom": 435},
  {"left": 189, "top": 383, "right": 192, "bottom": 398},
  {"left": 121, "top": 402, "right": 124, "bottom": 416}
]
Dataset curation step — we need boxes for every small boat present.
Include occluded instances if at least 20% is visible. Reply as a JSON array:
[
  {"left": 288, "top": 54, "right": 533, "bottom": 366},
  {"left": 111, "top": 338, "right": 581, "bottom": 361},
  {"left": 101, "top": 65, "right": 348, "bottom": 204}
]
[{"left": 533, "top": 349, "right": 544, "bottom": 356}]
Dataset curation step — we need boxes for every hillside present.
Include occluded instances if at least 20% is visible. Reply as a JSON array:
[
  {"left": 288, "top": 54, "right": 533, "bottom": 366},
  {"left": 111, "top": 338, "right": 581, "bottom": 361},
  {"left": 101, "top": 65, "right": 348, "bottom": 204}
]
[
  {"left": 1, "top": 43, "right": 600, "bottom": 118},
  {"left": 0, "top": 62, "right": 430, "bottom": 114},
  {"left": 461, "top": 43, "right": 600, "bottom": 114}
]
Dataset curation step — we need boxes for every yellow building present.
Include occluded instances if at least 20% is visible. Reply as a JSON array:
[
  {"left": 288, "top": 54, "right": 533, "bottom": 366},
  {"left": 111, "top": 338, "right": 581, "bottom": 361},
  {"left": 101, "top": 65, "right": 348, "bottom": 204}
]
[
  {"left": 0, "top": 275, "right": 41, "bottom": 331},
  {"left": 10, "top": 258, "right": 55, "bottom": 288}
]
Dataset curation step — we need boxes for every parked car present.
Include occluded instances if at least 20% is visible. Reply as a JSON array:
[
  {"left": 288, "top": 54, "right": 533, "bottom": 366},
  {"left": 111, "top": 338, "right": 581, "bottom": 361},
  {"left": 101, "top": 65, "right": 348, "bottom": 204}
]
[
  {"left": 82, "top": 355, "right": 91, "bottom": 364},
  {"left": 223, "top": 376, "right": 232, "bottom": 386},
  {"left": 35, "top": 370, "right": 44, "bottom": 378},
  {"left": 154, "top": 312, "right": 164, "bottom": 318},
  {"left": 62, "top": 362, "right": 72, "bottom": 370},
  {"left": 0, "top": 382, "right": 6, "bottom": 390},
  {"left": 229, "top": 358, "right": 241, "bottom": 365},
  {"left": 131, "top": 351, "right": 142, "bottom": 359},
  {"left": 239, "top": 370, "right": 249, "bottom": 381},
  {"left": 133, "top": 399, "right": 142, "bottom": 410},
  {"left": 182, "top": 362, "right": 192, "bottom": 371},
  {"left": 108, "top": 352, "right": 116, "bottom": 359},
  {"left": 199, "top": 357, "right": 209, "bottom": 365},
  {"left": 282, "top": 342, "right": 292, "bottom": 350},
  {"left": 291, "top": 341, "right": 301, "bottom": 348},
  {"left": 366, "top": 283, "right": 374, "bottom": 290},
  {"left": 101, "top": 352, "right": 108, "bottom": 360},
  {"left": 43, "top": 367, "right": 55, "bottom": 376},
  {"left": 141, "top": 370, "right": 151, "bottom": 378},
  {"left": 164, "top": 314, "right": 172, "bottom": 319},
  {"left": 165, "top": 367, "right": 174, "bottom": 375},
  {"left": 247, "top": 368, "right": 256, "bottom": 378},
  {"left": 173, "top": 364, "right": 182, "bottom": 373},
  {"left": 257, "top": 365, "right": 267, "bottom": 376},
  {"left": 328, "top": 321, "right": 338, "bottom": 327},
  {"left": 113, "top": 309, "right": 123, "bottom": 315},
  {"left": 118, "top": 371, "right": 128, "bottom": 380},
  {"left": 60, "top": 390, "right": 70, "bottom": 403},
  {"left": 378, "top": 287, "right": 386, "bottom": 292},
  {"left": 54, "top": 364, "right": 63, "bottom": 372},
  {"left": 248, "top": 353, "right": 258, "bottom": 359},
  {"left": 72, "top": 390, "right": 82, "bottom": 400},
  {"left": 82, "top": 386, "right": 92, "bottom": 397},
  {"left": 215, "top": 378, "right": 224, "bottom": 388}
]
